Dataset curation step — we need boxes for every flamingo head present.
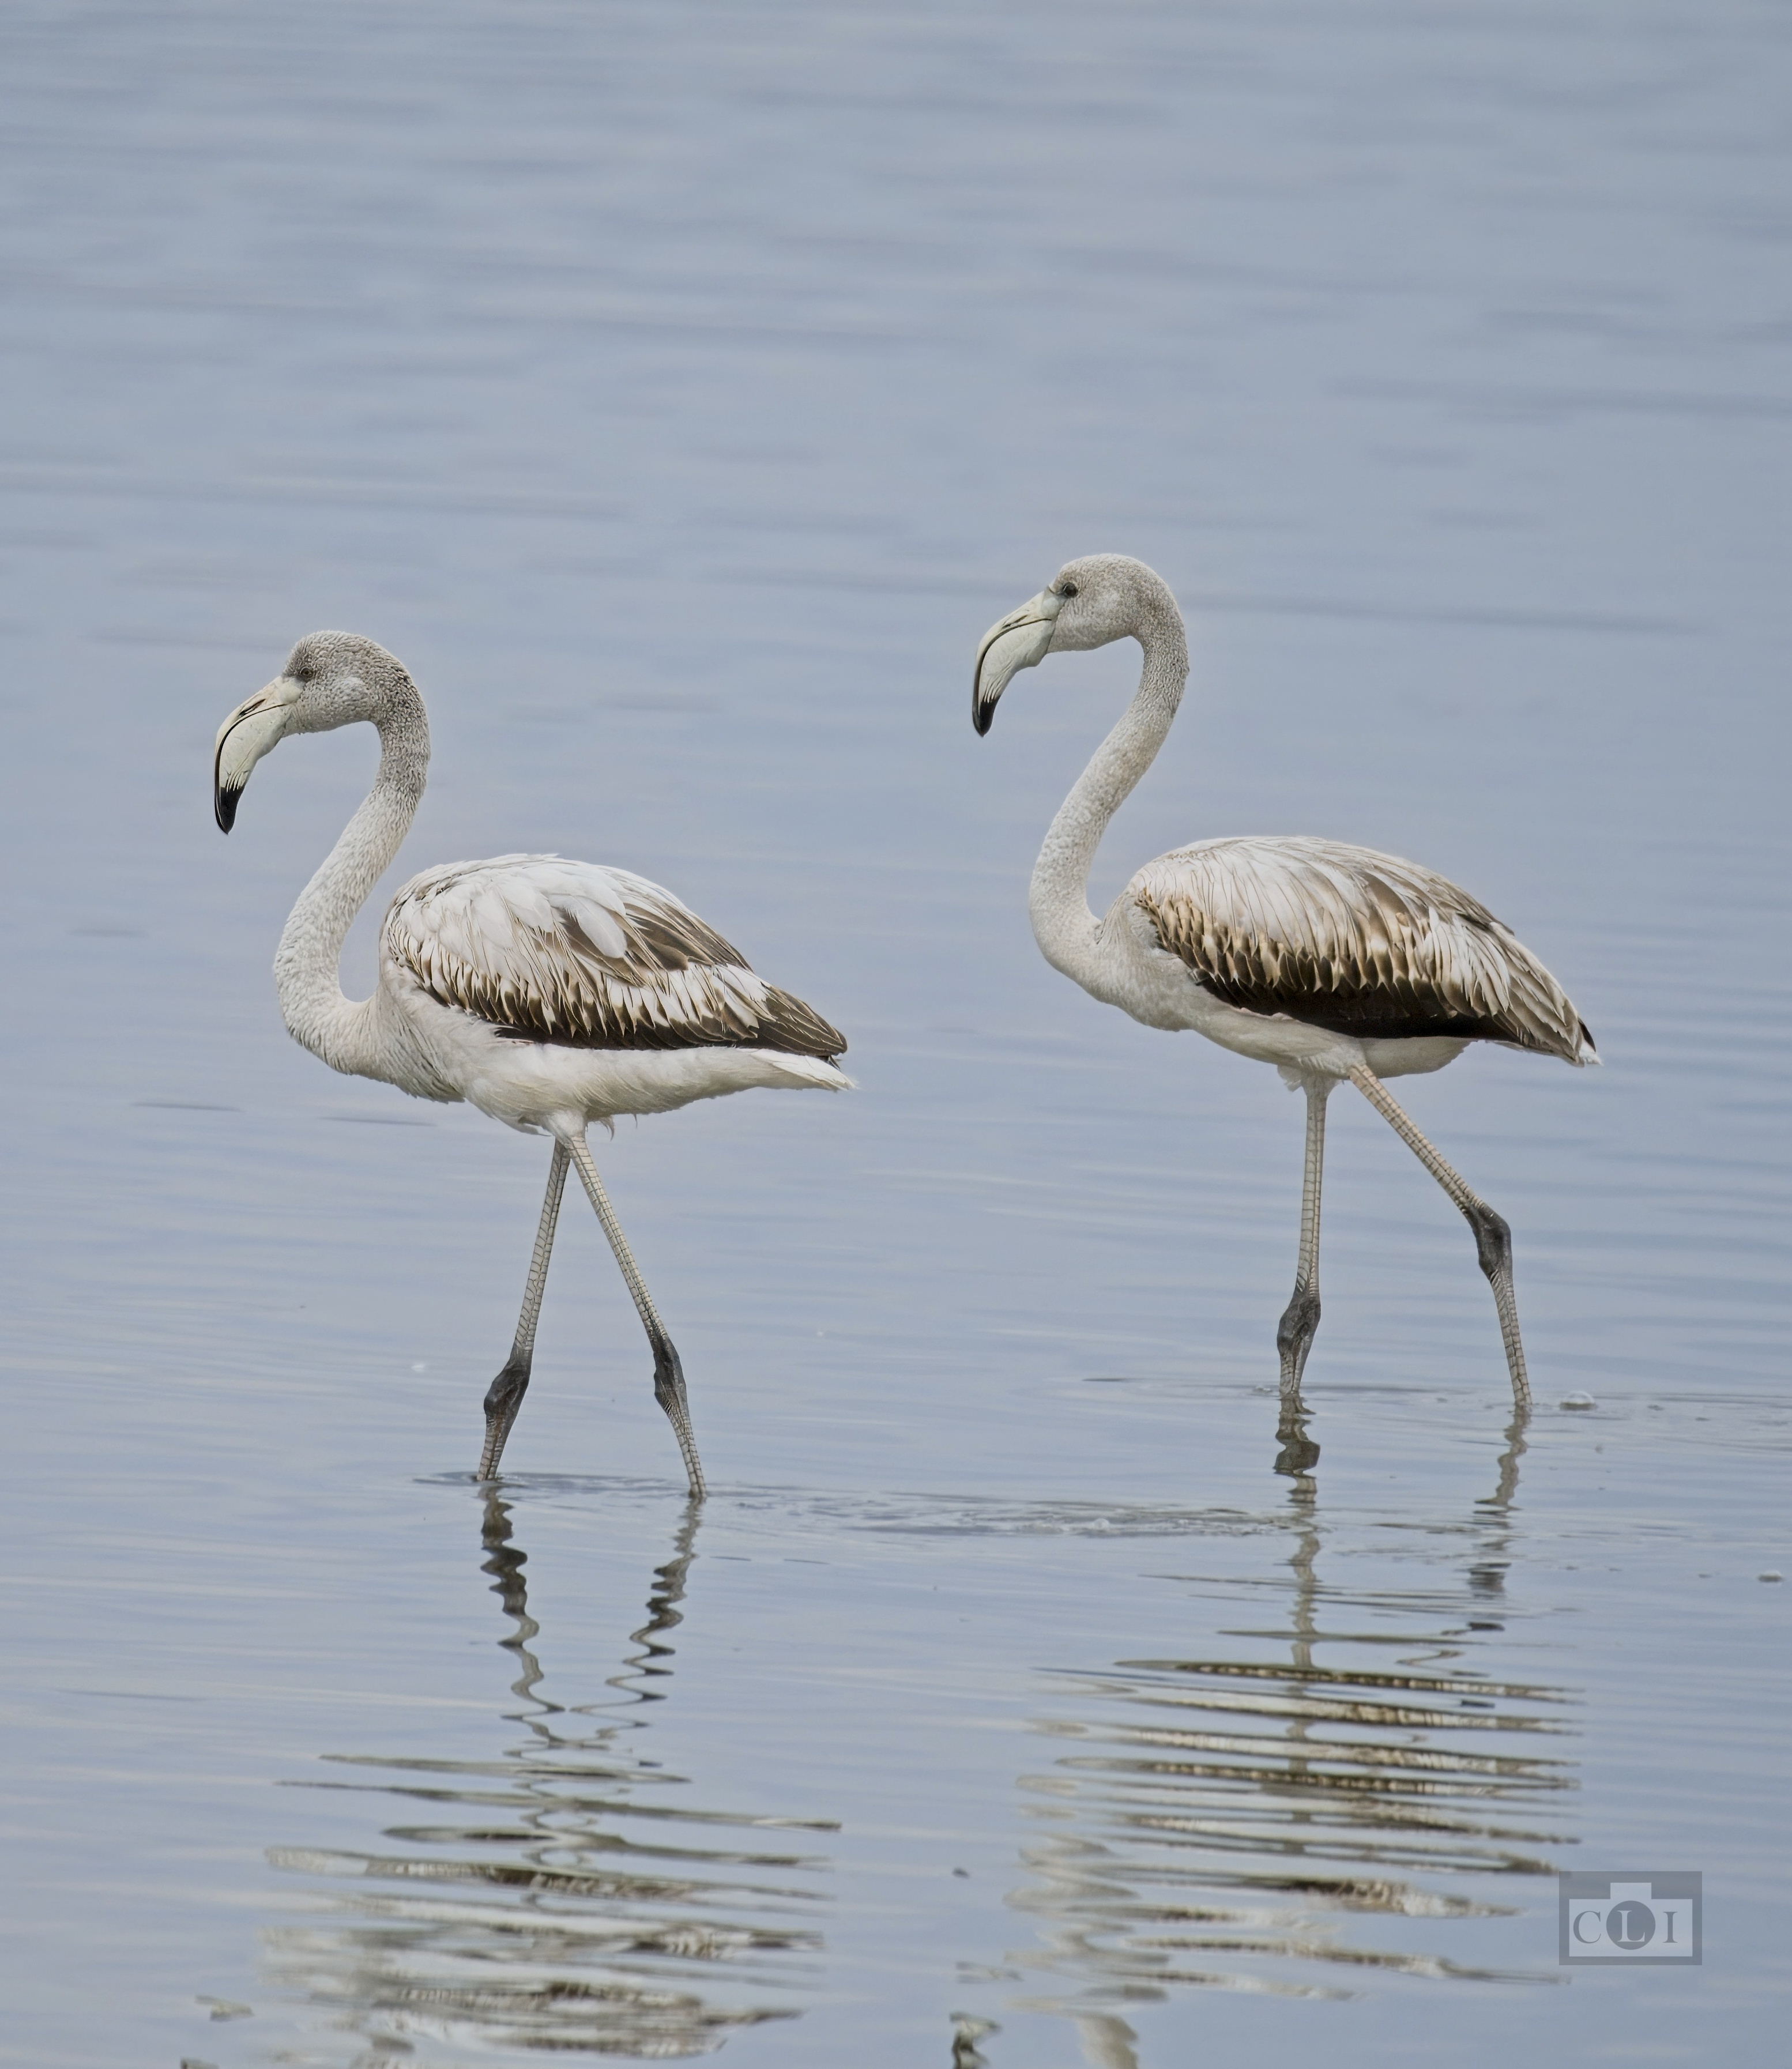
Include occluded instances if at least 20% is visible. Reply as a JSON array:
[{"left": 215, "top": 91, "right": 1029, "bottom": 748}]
[
  {"left": 213, "top": 631, "right": 415, "bottom": 832},
  {"left": 972, "top": 554, "right": 1182, "bottom": 735}
]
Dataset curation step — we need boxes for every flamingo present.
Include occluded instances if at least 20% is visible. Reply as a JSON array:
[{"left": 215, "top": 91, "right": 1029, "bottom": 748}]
[
  {"left": 214, "top": 631, "right": 848, "bottom": 1494},
  {"left": 972, "top": 554, "right": 1594, "bottom": 1434}
]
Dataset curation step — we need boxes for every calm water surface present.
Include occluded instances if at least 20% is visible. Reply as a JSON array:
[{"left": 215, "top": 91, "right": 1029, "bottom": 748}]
[{"left": 1, "top": 2, "right": 1789, "bottom": 2063}]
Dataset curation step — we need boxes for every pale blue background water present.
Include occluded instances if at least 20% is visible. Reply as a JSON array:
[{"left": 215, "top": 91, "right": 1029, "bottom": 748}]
[{"left": 1, "top": 2, "right": 1788, "bottom": 2063}]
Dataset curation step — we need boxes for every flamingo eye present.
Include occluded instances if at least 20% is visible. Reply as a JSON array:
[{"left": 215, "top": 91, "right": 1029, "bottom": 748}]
[{"left": 1058, "top": 582, "right": 1078, "bottom": 598}]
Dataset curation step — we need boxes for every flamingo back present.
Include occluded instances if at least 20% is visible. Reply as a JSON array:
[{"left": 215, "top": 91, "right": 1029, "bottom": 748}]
[
  {"left": 1127, "top": 836, "right": 1594, "bottom": 1061},
  {"left": 383, "top": 856, "right": 845, "bottom": 1057}
]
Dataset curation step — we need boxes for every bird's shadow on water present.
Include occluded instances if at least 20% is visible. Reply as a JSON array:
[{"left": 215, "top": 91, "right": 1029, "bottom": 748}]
[
  {"left": 261, "top": 1488, "right": 833, "bottom": 2061},
  {"left": 975, "top": 1415, "right": 1573, "bottom": 2068}
]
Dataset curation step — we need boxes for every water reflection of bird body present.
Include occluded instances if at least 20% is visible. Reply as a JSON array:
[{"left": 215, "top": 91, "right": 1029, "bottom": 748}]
[
  {"left": 973, "top": 556, "right": 1596, "bottom": 1459},
  {"left": 263, "top": 1494, "right": 834, "bottom": 2058},
  {"left": 998, "top": 1425, "right": 1572, "bottom": 2063}
]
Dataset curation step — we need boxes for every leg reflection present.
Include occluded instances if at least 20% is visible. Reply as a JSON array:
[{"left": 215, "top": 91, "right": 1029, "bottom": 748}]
[
  {"left": 264, "top": 1494, "right": 828, "bottom": 2057},
  {"left": 1463, "top": 1406, "right": 1531, "bottom": 1608},
  {"left": 480, "top": 1486, "right": 545, "bottom": 1705},
  {"left": 1481, "top": 1405, "right": 1530, "bottom": 1518},
  {"left": 611, "top": 1497, "right": 701, "bottom": 1705}
]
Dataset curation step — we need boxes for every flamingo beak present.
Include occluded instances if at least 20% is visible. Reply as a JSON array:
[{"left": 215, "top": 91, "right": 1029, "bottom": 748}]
[
  {"left": 214, "top": 677, "right": 300, "bottom": 832},
  {"left": 972, "top": 590, "right": 1062, "bottom": 736}
]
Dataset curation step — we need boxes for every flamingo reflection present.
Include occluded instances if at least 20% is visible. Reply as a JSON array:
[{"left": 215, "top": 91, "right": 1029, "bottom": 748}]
[
  {"left": 263, "top": 1494, "right": 833, "bottom": 2058},
  {"left": 996, "top": 1417, "right": 1570, "bottom": 2062}
]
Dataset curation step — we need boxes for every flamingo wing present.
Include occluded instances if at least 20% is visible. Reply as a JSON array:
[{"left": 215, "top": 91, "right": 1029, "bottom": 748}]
[
  {"left": 384, "top": 855, "right": 845, "bottom": 1056},
  {"left": 1127, "top": 836, "right": 1594, "bottom": 1062}
]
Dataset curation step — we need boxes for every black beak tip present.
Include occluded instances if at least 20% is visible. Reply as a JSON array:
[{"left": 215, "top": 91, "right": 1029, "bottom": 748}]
[
  {"left": 214, "top": 786, "right": 239, "bottom": 834},
  {"left": 972, "top": 699, "right": 994, "bottom": 738}
]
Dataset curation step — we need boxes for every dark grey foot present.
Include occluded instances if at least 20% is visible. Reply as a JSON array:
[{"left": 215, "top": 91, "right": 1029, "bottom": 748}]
[
  {"left": 650, "top": 1331, "right": 706, "bottom": 1499},
  {"left": 479, "top": 1354, "right": 531, "bottom": 1482},
  {"left": 1277, "top": 1287, "right": 1322, "bottom": 1395}
]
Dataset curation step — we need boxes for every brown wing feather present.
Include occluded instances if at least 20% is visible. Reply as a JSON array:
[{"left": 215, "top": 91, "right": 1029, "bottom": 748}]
[
  {"left": 1130, "top": 837, "right": 1593, "bottom": 1061},
  {"left": 383, "top": 857, "right": 846, "bottom": 1057}
]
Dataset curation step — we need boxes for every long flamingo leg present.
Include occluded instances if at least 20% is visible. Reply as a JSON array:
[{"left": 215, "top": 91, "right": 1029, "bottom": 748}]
[
  {"left": 478, "top": 1140, "right": 571, "bottom": 1480},
  {"left": 1277, "top": 1077, "right": 1332, "bottom": 1397},
  {"left": 1347, "top": 1064, "right": 1531, "bottom": 1408},
  {"left": 566, "top": 1133, "right": 706, "bottom": 1499}
]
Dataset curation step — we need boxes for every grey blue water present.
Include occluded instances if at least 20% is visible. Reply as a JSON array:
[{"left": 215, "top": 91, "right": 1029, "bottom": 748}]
[{"left": 1, "top": 3, "right": 1788, "bottom": 2063}]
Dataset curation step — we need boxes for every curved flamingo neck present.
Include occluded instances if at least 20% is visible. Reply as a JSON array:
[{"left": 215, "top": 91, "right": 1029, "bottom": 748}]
[
  {"left": 273, "top": 683, "right": 429, "bottom": 1079},
  {"left": 1028, "top": 604, "right": 1188, "bottom": 990}
]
